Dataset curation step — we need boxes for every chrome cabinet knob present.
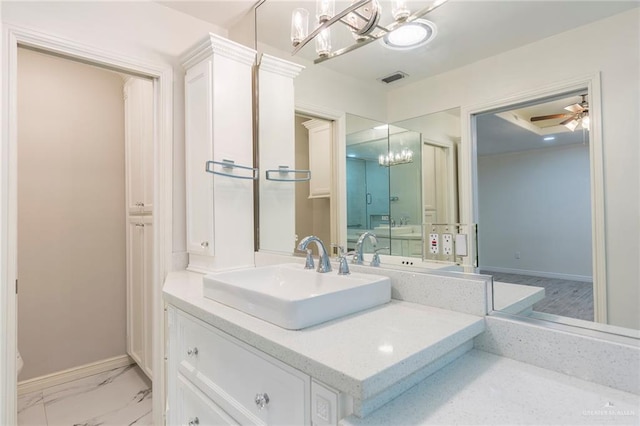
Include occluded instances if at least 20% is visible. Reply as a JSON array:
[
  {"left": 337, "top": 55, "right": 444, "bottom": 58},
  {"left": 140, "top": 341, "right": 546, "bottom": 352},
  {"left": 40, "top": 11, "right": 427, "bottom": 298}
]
[
  {"left": 201, "top": 241, "right": 209, "bottom": 248},
  {"left": 135, "top": 223, "right": 144, "bottom": 228},
  {"left": 188, "top": 417, "right": 199, "bottom": 425},
  {"left": 187, "top": 347, "right": 198, "bottom": 357},
  {"left": 254, "top": 393, "right": 270, "bottom": 410}
]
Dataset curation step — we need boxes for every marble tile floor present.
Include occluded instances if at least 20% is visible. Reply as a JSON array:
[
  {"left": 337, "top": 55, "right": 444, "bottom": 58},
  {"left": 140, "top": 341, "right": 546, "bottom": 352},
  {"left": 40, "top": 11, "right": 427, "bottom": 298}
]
[
  {"left": 18, "top": 364, "right": 152, "bottom": 426},
  {"left": 486, "top": 270, "right": 594, "bottom": 322}
]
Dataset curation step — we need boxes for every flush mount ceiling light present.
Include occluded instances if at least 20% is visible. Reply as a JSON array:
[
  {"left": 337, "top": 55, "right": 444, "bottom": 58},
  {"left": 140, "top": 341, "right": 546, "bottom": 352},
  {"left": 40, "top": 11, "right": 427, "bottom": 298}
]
[
  {"left": 291, "top": 0, "right": 449, "bottom": 64},
  {"left": 382, "top": 19, "right": 437, "bottom": 50}
]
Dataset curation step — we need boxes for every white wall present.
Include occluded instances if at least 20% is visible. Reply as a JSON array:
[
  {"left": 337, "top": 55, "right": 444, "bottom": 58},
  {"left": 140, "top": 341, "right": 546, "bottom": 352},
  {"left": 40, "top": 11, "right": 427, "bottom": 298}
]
[
  {"left": 2, "top": 1, "right": 227, "bottom": 264},
  {"left": 478, "top": 144, "right": 592, "bottom": 280},
  {"left": 387, "top": 9, "right": 640, "bottom": 329},
  {"left": 17, "top": 48, "right": 126, "bottom": 379}
]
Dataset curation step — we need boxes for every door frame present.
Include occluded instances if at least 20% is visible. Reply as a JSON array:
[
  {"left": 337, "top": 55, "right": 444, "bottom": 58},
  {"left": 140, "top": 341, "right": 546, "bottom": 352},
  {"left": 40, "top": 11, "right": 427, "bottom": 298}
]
[
  {"left": 459, "top": 72, "right": 607, "bottom": 323},
  {"left": 0, "top": 25, "right": 173, "bottom": 425}
]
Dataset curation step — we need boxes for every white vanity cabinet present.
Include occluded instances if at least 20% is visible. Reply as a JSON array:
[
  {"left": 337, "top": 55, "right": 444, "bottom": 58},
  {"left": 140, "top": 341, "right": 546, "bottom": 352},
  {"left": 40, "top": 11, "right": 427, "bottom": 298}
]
[
  {"left": 167, "top": 306, "right": 315, "bottom": 425},
  {"left": 182, "top": 34, "right": 256, "bottom": 273}
]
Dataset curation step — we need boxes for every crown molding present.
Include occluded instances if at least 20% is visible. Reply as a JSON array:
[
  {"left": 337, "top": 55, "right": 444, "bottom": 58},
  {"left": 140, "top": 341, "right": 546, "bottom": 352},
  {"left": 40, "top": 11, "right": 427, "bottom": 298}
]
[
  {"left": 259, "top": 54, "right": 305, "bottom": 79},
  {"left": 181, "top": 33, "right": 257, "bottom": 69}
]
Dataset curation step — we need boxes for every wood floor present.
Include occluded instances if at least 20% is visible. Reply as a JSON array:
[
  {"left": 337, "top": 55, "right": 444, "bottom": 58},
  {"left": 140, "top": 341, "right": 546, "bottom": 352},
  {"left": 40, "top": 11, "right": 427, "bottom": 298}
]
[{"left": 485, "top": 271, "right": 594, "bottom": 322}]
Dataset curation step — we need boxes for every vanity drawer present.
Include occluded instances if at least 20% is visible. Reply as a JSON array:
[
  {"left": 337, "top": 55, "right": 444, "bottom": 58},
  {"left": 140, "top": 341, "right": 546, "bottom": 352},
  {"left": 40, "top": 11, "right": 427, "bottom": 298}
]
[
  {"left": 175, "top": 373, "right": 238, "bottom": 426},
  {"left": 175, "top": 310, "right": 310, "bottom": 425}
]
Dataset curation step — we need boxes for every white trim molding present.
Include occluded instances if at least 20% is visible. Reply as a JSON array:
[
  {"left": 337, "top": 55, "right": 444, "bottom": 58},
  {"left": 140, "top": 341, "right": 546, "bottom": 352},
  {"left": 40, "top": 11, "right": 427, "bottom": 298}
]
[
  {"left": 482, "top": 266, "right": 592, "bottom": 283},
  {"left": 0, "top": 24, "right": 173, "bottom": 426},
  {"left": 18, "top": 355, "right": 134, "bottom": 396},
  {"left": 460, "top": 72, "right": 607, "bottom": 324}
]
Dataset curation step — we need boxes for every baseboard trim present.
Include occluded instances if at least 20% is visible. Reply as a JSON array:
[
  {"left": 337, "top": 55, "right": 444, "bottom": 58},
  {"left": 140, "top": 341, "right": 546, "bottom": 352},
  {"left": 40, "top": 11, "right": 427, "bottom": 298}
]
[
  {"left": 18, "top": 354, "right": 134, "bottom": 395},
  {"left": 481, "top": 266, "right": 592, "bottom": 283}
]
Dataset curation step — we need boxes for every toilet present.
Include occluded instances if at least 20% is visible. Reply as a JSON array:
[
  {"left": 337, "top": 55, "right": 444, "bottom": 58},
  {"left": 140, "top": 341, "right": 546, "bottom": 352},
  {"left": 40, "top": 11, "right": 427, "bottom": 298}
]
[{"left": 17, "top": 350, "right": 24, "bottom": 378}]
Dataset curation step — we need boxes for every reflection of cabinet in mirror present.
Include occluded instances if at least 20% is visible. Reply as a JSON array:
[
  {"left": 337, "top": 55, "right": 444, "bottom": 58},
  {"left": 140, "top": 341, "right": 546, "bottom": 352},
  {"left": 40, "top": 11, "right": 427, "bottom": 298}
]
[
  {"left": 183, "top": 34, "right": 256, "bottom": 272},
  {"left": 258, "top": 55, "right": 305, "bottom": 254},
  {"left": 296, "top": 117, "right": 333, "bottom": 251},
  {"left": 302, "top": 119, "right": 332, "bottom": 198},
  {"left": 423, "top": 139, "right": 458, "bottom": 225}
]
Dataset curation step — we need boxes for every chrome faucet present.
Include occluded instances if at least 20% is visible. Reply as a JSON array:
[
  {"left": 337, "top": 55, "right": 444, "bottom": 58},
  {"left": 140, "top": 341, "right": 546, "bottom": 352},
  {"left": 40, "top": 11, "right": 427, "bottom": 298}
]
[
  {"left": 353, "top": 231, "right": 378, "bottom": 265},
  {"left": 297, "top": 236, "right": 332, "bottom": 273}
]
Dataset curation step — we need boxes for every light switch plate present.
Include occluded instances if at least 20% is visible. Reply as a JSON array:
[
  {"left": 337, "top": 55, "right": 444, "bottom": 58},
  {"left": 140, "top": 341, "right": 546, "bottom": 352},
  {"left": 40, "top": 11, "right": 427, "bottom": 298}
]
[{"left": 455, "top": 234, "right": 468, "bottom": 256}]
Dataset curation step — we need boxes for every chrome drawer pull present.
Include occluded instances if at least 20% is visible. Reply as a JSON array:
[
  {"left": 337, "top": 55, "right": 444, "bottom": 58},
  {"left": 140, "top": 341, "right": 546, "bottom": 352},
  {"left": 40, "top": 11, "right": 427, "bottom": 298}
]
[
  {"left": 254, "top": 393, "right": 270, "bottom": 410},
  {"left": 188, "top": 417, "right": 199, "bottom": 425},
  {"left": 201, "top": 241, "right": 209, "bottom": 248},
  {"left": 187, "top": 347, "right": 198, "bottom": 357}
]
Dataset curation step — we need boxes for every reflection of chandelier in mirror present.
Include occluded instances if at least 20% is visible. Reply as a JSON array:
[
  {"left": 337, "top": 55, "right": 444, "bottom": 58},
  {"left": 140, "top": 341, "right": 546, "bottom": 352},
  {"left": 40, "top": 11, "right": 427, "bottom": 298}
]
[
  {"left": 291, "top": 0, "right": 449, "bottom": 64},
  {"left": 378, "top": 148, "right": 413, "bottom": 166}
]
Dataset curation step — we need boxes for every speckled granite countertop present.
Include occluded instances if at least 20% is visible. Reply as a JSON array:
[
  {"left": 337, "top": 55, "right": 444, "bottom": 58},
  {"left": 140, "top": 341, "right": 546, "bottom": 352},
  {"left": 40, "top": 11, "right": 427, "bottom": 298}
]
[
  {"left": 341, "top": 349, "right": 640, "bottom": 425},
  {"left": 163, "top": 270, "right": 485, "bottom": 403}
]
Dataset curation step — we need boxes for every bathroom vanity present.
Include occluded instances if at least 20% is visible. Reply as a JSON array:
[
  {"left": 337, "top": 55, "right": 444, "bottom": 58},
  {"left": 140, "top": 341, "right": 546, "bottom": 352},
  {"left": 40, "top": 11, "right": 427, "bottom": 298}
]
[{"left": 163, "top": 265, "right": 639, "bottom": 425}]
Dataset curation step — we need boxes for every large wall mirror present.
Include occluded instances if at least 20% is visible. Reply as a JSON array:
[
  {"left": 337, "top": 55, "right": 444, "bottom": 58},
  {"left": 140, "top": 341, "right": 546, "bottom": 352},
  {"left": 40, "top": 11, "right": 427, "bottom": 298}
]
[{"left": 254, "top": 1, "right": 640, "bottom": 335}]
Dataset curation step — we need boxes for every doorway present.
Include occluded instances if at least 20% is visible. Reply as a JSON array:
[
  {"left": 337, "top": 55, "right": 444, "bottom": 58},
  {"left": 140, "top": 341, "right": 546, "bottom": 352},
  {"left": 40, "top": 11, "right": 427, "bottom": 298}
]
[
  {"left": 473, "top": 89, "right": 598, "bottom": 322},
  {"left": 1, "top": 26, "right": 172, "bottom": 426},
  {"left": 16, "top": 47, "right": 153, "bottom": 424}
]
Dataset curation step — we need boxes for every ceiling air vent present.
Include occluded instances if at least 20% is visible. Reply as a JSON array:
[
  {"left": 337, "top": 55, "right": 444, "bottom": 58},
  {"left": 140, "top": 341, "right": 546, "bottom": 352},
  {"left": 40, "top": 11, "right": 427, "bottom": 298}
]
[{"left": 379, "top": 71, "right": 408, "bottom": 84}]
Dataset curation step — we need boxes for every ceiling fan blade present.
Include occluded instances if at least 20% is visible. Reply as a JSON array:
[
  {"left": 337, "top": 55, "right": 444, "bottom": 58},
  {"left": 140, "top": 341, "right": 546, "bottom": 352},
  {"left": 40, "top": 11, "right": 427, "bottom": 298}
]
[
  {"left": 530, "top": 113, "right": 571, "bottom": 122},
  {"left": 564, "top": 103, "right": 584, "bottom": 113}
]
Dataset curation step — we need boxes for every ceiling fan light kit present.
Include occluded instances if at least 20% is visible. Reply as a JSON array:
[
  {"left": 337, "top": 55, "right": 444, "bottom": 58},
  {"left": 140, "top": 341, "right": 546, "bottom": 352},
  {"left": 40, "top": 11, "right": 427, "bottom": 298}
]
[
  {"left": 291, "top": 0, "right": 449, "bottom": 64},
  {"left": 530, "top": 94, "right": 590, "bottom": 132}
]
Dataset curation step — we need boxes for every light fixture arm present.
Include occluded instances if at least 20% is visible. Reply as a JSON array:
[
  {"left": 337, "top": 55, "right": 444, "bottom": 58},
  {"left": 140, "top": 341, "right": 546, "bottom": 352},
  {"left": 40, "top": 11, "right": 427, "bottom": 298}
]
[
  {"left": 292, "top": 0, "right": 372, "bottom": 56},
  {"left": 292, "top": 0, "right": 450, "bottom": 64}
]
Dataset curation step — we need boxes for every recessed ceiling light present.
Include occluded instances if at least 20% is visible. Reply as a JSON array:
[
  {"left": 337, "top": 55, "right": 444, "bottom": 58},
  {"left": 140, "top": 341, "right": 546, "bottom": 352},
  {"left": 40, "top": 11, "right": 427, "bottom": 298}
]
[
  {"left": 374, "top": 124, "right": 389, "bottom": 130},
  {"left": 347, "top": 153, "right": 357, "bottom": 158},
  {"left": 543, "top": 136, "right": 556, "bottom": 141},
  {"left": 381, "top": 19, "right": 437, "bottom": 50}
]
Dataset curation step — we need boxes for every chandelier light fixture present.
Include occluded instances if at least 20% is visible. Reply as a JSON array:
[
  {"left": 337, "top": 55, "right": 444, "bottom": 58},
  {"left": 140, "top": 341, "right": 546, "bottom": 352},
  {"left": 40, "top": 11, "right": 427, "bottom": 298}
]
[
  {"left": 291, "top": 0, "right": 449, "bottom": 64},
  {"left": 378, "top": 148, "right": 414, "bottom": 167}
]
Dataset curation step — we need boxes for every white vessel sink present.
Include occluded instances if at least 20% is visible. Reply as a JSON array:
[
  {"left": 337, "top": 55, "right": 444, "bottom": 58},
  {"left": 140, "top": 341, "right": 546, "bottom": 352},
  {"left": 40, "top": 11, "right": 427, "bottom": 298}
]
[{"left": 203, "top": 263, "right": 391, "bottom": 330}]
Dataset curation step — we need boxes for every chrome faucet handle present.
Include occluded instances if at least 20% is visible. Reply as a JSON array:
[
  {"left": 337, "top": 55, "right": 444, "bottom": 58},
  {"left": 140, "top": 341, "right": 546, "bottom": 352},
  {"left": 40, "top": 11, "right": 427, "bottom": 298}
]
[
  {"left": 337, "top": 248, "right": 355, "bottom": 275},
  {"left": 303, "top": 248, "right": 315, "bottom": 270},
  {"left": 371, "top": 247, "right": 389, "bottom": 267}
]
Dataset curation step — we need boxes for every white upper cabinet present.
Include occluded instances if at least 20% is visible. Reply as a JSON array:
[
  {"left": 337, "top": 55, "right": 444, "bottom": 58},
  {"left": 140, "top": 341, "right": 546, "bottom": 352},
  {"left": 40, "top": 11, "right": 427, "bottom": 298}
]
[
  {"left": 182, "top": 34, "right": 257, "bottom": 272},
  {"left": 303, "top": 119, "right": 333, "bottom": 199},
  {"left": 124, "top": 78, "right": 154, "bottom": 215}
]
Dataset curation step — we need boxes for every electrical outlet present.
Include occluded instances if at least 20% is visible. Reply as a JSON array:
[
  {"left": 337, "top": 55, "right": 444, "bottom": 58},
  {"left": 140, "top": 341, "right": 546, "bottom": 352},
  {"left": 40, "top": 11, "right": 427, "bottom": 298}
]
[
  {"left": 429, "top": 233, "right": 439, "bottom": 254},
  {"left": 442, "top": 233, "right": 453, "bottom": 255}
]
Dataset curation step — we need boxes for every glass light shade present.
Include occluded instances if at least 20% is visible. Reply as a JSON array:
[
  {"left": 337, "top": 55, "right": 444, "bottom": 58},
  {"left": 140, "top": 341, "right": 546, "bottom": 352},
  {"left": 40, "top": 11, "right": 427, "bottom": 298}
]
[
  {"left": 315, "top": 27, "right": 331, "bottom": 57},
  {"left": 316, "top": 0, "right": 335, "bottom": 23},
  {"left": 564, "top": 118, "right": 580, "bottom": 132},
  {"left": 392, "top": 0, "right": 410, "bottom": 21},
  {"left": 581, "top": 115, "right": 590, "bottom": 130},
  {"left": 291, "top": 8, "right": 309, "bottom": 46}
]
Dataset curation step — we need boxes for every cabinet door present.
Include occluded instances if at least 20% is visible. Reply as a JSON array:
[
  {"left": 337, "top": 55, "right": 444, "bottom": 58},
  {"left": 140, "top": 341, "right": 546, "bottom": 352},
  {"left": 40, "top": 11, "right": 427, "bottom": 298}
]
[
  {"left": 142, "top": 217, "right": 153, "bottom": 378},
  {"left": 127, "top": 216, "right": 153, "bottom": 378},
  {"left": 126, "top": 216, "right": 145, "bottom": 367},
  {"left": 303, "top": 119, "right": 332, "bottom": 199},
  {"left": 185, "top": 60, "right": 215, "bottom": 256},
  {"left": 125, "top": 79, "right": 154, "bottom": 214}
]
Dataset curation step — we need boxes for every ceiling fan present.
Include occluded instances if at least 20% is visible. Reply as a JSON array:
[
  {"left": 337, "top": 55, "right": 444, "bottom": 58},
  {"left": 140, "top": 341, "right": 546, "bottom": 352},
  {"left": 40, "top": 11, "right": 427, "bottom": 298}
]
[{"left": 530, "top": 94, "right": 589, "bottom": 131}]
